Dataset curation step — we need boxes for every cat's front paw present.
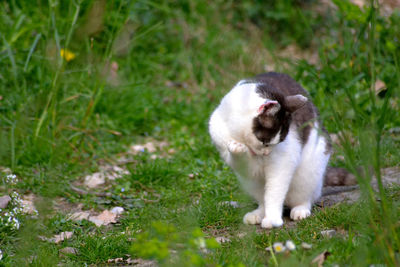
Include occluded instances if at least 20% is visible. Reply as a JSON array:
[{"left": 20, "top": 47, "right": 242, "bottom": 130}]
[
  {"left": 243, "top": 209, "right": 264, "bottom": 225},
  {"left": 228, "top": 141, "right": 248, "bottom": 154},
  {"left": 261, "top": 216, "right": 283, "bottom": 229},
  {"left": 290, "top": 206, "right": 311, "bottom": 221}
]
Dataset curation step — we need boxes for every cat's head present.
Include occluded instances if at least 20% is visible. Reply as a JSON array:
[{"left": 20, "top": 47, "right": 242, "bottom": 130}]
[{"left": 252, "top": 94, "right": 307, "bottom": 148}]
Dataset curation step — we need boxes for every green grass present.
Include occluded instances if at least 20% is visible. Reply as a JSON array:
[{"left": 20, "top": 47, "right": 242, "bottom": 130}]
[{"left": 1, "top": 0, "right": 400, "bottom": 266}]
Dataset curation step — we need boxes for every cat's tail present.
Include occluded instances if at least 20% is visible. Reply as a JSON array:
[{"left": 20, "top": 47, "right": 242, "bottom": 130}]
[{"left": 323, "top": 166, "right": 357, "bottom": 186}]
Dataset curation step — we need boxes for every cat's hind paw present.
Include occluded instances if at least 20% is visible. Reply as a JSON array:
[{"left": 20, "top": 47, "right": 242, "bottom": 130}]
[
  {"left": 243, "top": 209, "right": 263, "bottom": 225},
  {"left": 290, "top": 206, "right": 311, "bottom": 221},
  {"left": 228, "top": 141, "right": 248, "bottom": 154},
  {"left": 261, "top": 216, "right": 283, "bottom": 229}
]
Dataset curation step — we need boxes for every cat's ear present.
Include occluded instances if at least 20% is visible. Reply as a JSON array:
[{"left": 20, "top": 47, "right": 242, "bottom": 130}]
[
  {"left": 284, "top": 94, "right": 308, "bottom": 112},
  {"left": 258, "top": 100, "right": 281, "bottom": 116}
]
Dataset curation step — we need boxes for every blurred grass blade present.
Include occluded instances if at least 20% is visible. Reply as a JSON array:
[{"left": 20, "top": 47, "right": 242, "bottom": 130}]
[
  {"left": 23, "top": 33, "right": 42, "bottom": 72},
  {"left": 1, "top": 34, "right": 18, "bottom": 82}
]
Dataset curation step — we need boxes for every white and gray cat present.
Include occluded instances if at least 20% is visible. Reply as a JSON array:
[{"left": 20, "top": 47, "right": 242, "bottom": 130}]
[{"left": 209, "top": 72, "right": 354, "bottom": 229}]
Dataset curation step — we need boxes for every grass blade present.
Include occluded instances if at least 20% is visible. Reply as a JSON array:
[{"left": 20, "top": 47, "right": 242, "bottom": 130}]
[{"left": 23, "top": 33, "right": 42, "bottom": 72}]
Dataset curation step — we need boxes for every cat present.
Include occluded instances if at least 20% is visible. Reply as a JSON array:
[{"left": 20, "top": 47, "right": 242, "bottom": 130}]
[{"left": 209, "top": 72, "right": 354, "bottom": 229}]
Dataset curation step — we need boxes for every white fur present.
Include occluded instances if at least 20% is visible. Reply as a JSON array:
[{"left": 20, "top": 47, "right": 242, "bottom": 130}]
[{"left": 209, "top": 82, "right": 330, "bottom": 228}]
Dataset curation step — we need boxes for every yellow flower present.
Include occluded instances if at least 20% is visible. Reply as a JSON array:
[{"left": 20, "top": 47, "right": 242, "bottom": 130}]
[{"left": 60, "top": 48, "right": 76, "bottom": 62}]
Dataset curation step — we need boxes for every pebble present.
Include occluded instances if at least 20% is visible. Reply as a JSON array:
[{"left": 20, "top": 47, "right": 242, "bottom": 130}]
[
  {"left": 0, "top": 195, "right": 11, "bottom": 209},
  {"left": 111, "top": 206, "right": 124, "bottom": 215}
]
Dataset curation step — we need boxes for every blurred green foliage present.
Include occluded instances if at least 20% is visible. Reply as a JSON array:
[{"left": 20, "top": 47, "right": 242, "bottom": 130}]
[{"left": 0, "top": 0, "right": 399, "bottom": 265}]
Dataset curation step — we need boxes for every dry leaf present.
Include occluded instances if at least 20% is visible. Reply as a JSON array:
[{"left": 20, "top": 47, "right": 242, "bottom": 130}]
[
  {"left": 89, "top": 210, "right": 117, "bottom": 227},
  {"left": 84, "top": 172, "right": 105, "bottom": 188},
  {"left": 311, "top": 251, "right": 330, "bottom": 267},
  {"left": 59, "top": 247, "right": 78, "bottom": 256},
  {"left": 54, "top": 231, "right": 73, "bottom": 244},
  {"left": 320, "top": 229, "right": 336, "bottom": 238},
  {"left": 69, "top": 211, "right": 91, "bottom": 221},
  {"left": 374, "top": 79, "right": 386, "bottom": 94},
  {"left": 40, "top": 231, "right": 73, "bottom": 244}
]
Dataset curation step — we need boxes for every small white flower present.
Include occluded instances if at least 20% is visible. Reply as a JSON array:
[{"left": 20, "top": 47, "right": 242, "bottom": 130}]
[
  {"left": 6, "top": 174, "right": 18, "bottom": 185},
  {"left": 285, "top": 240, "right": 296, "bottom": 251},
  {"left": 12, "top": 217, "right": 20, "bottom": 230},
  {"left": 0, "top": 248, "right": 3, "bottom": 260},
  {"left": 273, "top": 242, "right": 286, "bottom": 253}
]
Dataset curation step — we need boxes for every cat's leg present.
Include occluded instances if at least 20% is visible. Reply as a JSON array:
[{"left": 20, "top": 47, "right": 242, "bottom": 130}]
[
  {"left": 243, "top": 179, "right": 265, "bottom": 225},
  {"left": 261, "top": 131, "right": 302, "bottom": 229},
  {"left": 285, "top": 129, "right": 330, "bottom": 221}
]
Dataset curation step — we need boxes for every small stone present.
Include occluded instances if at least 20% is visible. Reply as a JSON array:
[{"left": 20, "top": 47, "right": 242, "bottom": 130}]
[
  {"left": 158, "top": 141, "right": 169, "bottom": 148},
  {"left": 84, "top": 172, "right": 105, "bottom": 188},
  {"left": 321, "top": 229, "right": 336, "bottom": 238},
  {"left": 144, "top": 142, "right": 157, "bottom": 153},
  {"left": 168, "top": 148, "right": 176, "bottom": 154},
  {"left": 59, "top": 247, "right": 78, "bottom": 256},
  {"left": 130, "top": 144, "right": 146, "bottom": 154},
  {"left": 215, "top": 236, "right": 231, "bottom": 244},
  {"left": 301, "top": 242, "right": 312, "bottom": 249},
  {"left": 128, "top": 258, "right": 158, "bottom": 266},
  {"left": 89, "top": 210, "right": 117, "bottom": 227},
  {"left": 0, "top": 195, "right": 11, "bottom": 209},
  {"left": 285, "top": 240, "right": 296, "bottom": 251},
  {"left": 54, "top": 231, "right": 73, "bottom": 244},
  {"left": 22, "top": 197, "right": 38, "bottom": 215},
  {"left": 111, "top": 206, "right": 124, "bottom": 215}
]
